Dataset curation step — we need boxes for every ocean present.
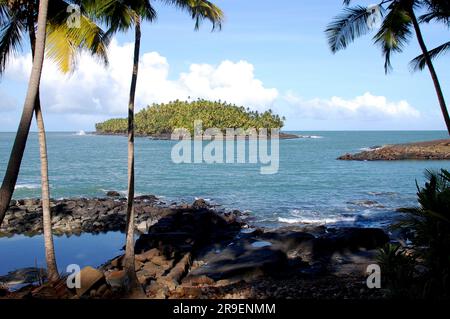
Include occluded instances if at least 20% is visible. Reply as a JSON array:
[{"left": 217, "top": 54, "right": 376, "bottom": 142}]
[{"left": 0, "top": 131, "right": 449, "bottom": 276}]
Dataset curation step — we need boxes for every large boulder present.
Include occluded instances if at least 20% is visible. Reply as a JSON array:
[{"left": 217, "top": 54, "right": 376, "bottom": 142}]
[
  {"left": 186, "top": 246, "right": 287, "bottom": 281},
  {"left": 106, "top": 191, "right": 120, "bottom": 197},
  {"left": 76, "top": 266, "right": 106, "bottom": 297}
]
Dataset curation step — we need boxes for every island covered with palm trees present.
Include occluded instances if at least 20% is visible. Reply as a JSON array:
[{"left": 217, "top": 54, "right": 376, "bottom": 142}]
[{"left": 95, "top": 99, "right": 300, "bottom": 139}]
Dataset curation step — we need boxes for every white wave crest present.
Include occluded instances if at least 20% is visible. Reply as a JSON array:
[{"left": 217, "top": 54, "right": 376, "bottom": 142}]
[
  {"left": 278, "top": 216, "right": 356, "bottom": 225},
  {"left": 15, "top": 184, "right": 40, "bottom": 190}
]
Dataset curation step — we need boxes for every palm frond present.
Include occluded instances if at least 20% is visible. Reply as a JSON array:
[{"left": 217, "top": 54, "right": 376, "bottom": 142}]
[
  {"left": 420, "top": 0, "right": 450, "bottom": 27},
  {"left": 45, "top": 23, "right": 75, "bottom": 73},
  {"left": 89, "top": 0, "right": 137, "bottom": 33},
  {"left": 373, "top": 2, "right": 412, "bottom": 73},
  {"left": 325, "top": 6, "right": 372, "bottom": 53},
  {"left": 410, "top": 41, "right": 450, "bottom": 71},
  {"left": 0, "top": 2, "right": 9, "bottom": 27},
  {"left": 0, "top": 10, "right": 24, "bottom": 74},
  {"left": 161, "top": 0, "right": 224, "bottom": 31},
  {"left": 46, "top": 13, "right": 110, "bottom": 73}
]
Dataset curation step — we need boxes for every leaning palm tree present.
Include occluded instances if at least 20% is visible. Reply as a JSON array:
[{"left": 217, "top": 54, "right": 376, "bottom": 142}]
[
  {"left": 92, "top": 0, "right": 223, "bottom": 294},
  {"left": 326, "top": 0, "right": 450, "bottom": 135},
  {"left": 0, "top": 0, "right": 109, "bottom": 282}
]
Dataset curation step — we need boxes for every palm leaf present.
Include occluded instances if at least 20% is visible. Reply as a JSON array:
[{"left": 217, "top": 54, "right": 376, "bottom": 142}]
[
  {"left": 0, "top": 10, "right": 24, "bottom": 74},
  {"left": 420, "top": 0, "right": 450, "bottom": 27},
  {"left": 325, "top": 6, "right": 372, "bottom": 53},
  {"left": 373, "top": 2, "right": 412, "bottom": 73},
  {"left": 410, "top": 41, "right": 450, "bottom": 71},
  {"left": 161, "top": 0, "right": 224, "bottom": 30}
]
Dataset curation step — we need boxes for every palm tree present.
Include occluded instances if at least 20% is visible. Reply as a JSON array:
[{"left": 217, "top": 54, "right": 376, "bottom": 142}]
[
  {"left": 0, "top": 0, "right": 109, "bottom": 282},
  {"left": 0, "top": 0, "right": 50, "bottom": 237},
  {"left": 326, "top": 0, "right": 450, "bottom": 135},
  {"left": 92, "top": 0, "right": 223, "bottom": 294}
]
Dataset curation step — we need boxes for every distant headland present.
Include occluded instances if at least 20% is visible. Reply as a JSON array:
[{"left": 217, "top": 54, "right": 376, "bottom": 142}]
[{"left": 339, "top": 139, "right": 450, "bottom": 161}]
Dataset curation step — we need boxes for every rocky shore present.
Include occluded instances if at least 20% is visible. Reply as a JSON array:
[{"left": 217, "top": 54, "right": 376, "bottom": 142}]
[
  {"left": 338, "top": 139, "right": 450, "bottom": 161},
  {"left": 1, "top": 195, "right": 391, "bottom": 299},
  {"left": 0, "top": 194, "right": 170, "bottom": 237}
]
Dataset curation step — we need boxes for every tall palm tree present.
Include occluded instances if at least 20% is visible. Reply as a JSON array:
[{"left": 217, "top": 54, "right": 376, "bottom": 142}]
[
  {"left": 0, "top": 0, "right": 109, "bottom": 282},
  {"left": 93, "top": 0, "right": 223, "bottom": 294},
  {"left": 326, "top": 0, "right": 450, "bottom": 135}
]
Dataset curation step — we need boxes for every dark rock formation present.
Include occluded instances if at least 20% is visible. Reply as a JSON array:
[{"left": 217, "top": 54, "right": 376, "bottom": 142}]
[{"left": 338, "top": 139, "right": 450, "bottom": 161}]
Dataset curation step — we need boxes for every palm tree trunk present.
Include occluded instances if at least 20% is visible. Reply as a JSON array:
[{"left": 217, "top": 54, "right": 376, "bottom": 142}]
[
  {"left": 409, "top": 8, "right": 450, "bottom": 135},
  {"left": 26, "top": 2, "right": 59, "bottom": 283},
  {"left": 0, "top": 0, "right": 49, "bottom": 225},
  {"left": 34, "top": 100, "right": 59, "bottom": 282},
  {"left": 124, "top": 15, "right": 143, "bottom": 295}
]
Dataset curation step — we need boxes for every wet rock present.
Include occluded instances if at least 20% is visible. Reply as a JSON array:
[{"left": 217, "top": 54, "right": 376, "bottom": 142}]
[
  {"left": 192, "top": 198, "right": 209, "bottom": 209},
  {"left": 106, "top": 191, "right": 120, "bottom": 197},
  {"left": 0, "top": 267, "right": 47, "bottom": 287}
]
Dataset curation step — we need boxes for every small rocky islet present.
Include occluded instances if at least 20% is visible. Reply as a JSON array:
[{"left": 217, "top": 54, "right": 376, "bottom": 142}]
[
  {"left": 1, "top": 194, "right": 391, "bottom": 299},
  {"left": 339, "top": 139, "right": 450, "bottom": 161}
]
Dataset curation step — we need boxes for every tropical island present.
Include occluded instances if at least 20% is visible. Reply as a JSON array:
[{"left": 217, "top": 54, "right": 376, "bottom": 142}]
[{"left": 95, "top": 100, "right": 298, "bottom": 139}]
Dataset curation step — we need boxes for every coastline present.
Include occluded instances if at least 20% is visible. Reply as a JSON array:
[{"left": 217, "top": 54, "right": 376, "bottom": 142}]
[
  {"left": 338, "top": 138, "right": 450, "bottom": 161},
  {"left": 1, "top": 195, "right": 391, "bottom": 299}
]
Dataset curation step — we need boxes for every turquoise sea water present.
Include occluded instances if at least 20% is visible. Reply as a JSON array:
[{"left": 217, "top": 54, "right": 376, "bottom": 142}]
[{"left": 0, "top": 131, "right": 449, "bottom": 276}]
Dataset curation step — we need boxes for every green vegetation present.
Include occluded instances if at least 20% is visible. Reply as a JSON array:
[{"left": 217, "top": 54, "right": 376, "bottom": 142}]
[
  {"left": 378, "top": 169, "right": 450, "bottom": 298},
  {"left": 95, "top": 99, "right": 285, "bottom": 135}
]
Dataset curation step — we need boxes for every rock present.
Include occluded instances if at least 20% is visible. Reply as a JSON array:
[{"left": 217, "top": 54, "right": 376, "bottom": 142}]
[
  {"left": 106, "top": 191, "right": 120, "bottom": 197},
  {"left": 258, "top": 230, "right": 315, "bottom": 252},
  {"left": 338, "top": 139, "right": 450, "bottom": 161},
  {"left": 140, "top": 262, "right": 166, "bottom": 279},
  {"left": 135, "top": 195, "right": 158, "bottom": 203},
  {"left": 135, "top": 260, "right": 144, "bottom": 271},
  {"left": 187, "top": 248, "right": 287, "bottom": 281},
  {"left": 136, "top": 221, "right": 148, "bottom": 233},
  {"left": 147, "top": 281, "right": 168, "bottom": 299},
  {"left": 76, "top": 266, "right": 105, "bottom": 297},
  {"left": 312, "top": 227, "right": 389, "bottom": 253},
  {"left": 135, "top": 248, "right": 160, "bottom": 263},
  {"left": 166, "top": 252, "right": 192, "bottom": 283},
  {"left": 105, "top": 270, "right": 128, "bottom": 290},
  {"left": 192, "top": 198, "right": 209, "bottom": 209},
  {"left": 0, "top": 267, "right": 47, "bottom": 286},
  {"left": 182, "top": 275, "right": 215, "bottom": 286},
  {"left": 151, "top": 255, "right": 173, "bottom": 268}
]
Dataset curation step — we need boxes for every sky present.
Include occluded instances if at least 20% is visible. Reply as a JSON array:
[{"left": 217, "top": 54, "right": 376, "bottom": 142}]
[{"left": 0, "top": 0, "right": 449, "bottom": 132}]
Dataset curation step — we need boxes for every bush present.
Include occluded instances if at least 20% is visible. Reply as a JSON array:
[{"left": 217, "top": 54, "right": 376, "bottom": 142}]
[{"left": 379, "top": 169, "right": 450, "bottom": 298}]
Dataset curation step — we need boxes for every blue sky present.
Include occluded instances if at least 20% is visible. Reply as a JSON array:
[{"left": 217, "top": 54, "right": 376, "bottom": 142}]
[{"left": 0, "top": 0, "right": 449, "bottom": 131}]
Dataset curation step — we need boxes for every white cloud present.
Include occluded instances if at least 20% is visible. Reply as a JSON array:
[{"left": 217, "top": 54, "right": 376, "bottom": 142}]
[
  {"left": 283, "top": 91, "right": 420, "bottom": 121},
  {"left": 4, "top": 39, "right": 279, "bottom": 116},
  {"left": 0, "top": 89, "right": 18, "bottom": 111}
]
